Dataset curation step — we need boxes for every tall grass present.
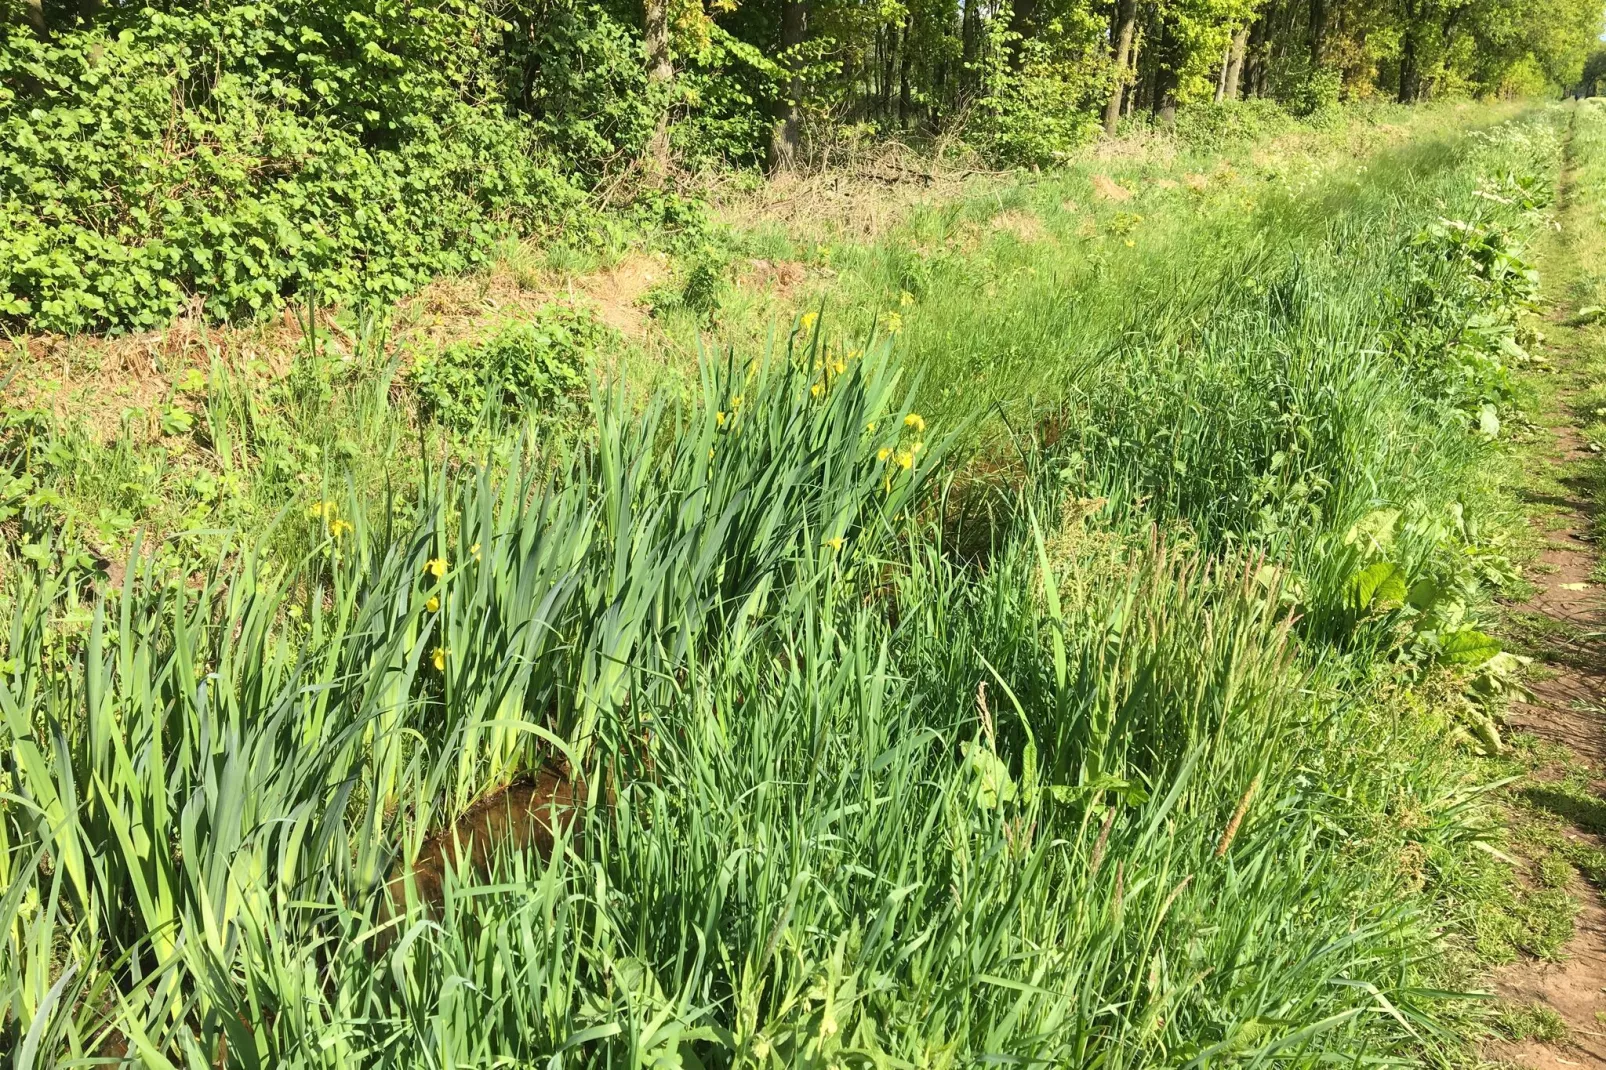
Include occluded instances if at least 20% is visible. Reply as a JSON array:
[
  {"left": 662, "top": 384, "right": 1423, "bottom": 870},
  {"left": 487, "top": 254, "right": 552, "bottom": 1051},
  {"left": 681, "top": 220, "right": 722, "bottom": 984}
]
[{"left": 0, "top": 106, "right": 1573, "bottom": 1065}]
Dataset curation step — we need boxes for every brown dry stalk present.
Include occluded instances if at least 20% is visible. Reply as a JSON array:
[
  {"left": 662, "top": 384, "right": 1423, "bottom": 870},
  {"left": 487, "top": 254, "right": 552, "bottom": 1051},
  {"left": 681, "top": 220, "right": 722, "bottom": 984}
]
[
  {"left": 975, "top": 679, "right": 994, "bottom": 750},
  {"left": 1158, "top": 874, "right": 1194, "bottom": 920},
  {"left": 1090, "top": 806, "right": 1117, "bottom": 875},
  {"left": 1214, "top": 774, "right": 1262, "bottom": 858}
]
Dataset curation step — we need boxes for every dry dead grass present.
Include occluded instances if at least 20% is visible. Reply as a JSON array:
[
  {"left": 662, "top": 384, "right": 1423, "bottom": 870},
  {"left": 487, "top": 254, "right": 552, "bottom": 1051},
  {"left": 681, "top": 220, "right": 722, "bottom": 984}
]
[
  {"left": 1090, "top": 174, "right": 1134, "bottom": 202},
  {"left": 990, "top": 210, "right": 1047, "bottom": 242},
  {"left": 705, "top": 140, "right": 1002, "bottom": 244}
]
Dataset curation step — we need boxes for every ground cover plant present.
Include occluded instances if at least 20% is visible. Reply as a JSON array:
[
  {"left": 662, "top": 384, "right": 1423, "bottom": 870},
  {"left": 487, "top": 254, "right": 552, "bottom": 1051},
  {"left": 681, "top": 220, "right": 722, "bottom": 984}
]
[{"left": 0, "top": 102, "right": 1584, "bottom": 1065}]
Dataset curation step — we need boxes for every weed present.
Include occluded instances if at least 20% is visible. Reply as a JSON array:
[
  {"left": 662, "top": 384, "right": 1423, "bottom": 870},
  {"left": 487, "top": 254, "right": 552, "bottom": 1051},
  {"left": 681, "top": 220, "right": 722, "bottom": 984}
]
[
  {"left": 1497, "top": 1002, "right": 1570, "bottom": 1043},
  {"left": 409, "top": 307, "right": 604, "bottom": 430}
]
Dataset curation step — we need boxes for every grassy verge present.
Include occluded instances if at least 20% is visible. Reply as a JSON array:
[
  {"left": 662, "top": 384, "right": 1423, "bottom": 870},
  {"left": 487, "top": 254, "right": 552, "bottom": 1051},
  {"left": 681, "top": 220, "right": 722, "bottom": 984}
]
[{"left": 0, "top": 103, "right": 1580, "bottom": 1064}]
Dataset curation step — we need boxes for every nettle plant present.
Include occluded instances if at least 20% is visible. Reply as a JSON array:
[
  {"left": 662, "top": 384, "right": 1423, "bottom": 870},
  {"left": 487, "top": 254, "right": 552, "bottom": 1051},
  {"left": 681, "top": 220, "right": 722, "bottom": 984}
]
[{"left": 408, "top": 307, "right": 606, "bottom": 431}]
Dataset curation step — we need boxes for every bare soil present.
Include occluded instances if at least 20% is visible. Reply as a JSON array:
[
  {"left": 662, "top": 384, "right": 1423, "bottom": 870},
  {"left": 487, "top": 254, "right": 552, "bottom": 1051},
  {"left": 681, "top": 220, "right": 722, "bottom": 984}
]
[{"left": 1493, "top": 412, "right": 1606, "bottom": 1064}]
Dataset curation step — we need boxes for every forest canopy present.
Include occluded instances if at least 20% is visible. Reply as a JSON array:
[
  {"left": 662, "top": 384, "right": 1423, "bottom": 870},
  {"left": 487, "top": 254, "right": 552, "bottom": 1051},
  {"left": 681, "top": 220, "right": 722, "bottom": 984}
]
[{"left": 2, "top": 0, "right": 1602, "bottom": 332}]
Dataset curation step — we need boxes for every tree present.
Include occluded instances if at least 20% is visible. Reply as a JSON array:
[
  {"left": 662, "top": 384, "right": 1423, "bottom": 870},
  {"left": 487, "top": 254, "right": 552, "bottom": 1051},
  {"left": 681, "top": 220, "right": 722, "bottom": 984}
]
[
  {"left": 770, "top": 0, "right": 807, "bottom": 169},
  {"left": 1105, "top": 0, "right": 1140, "bottom": 131}
]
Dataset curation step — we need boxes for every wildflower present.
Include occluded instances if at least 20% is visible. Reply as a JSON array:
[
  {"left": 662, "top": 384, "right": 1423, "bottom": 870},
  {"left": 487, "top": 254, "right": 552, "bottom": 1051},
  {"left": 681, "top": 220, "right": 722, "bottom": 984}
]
[
  {"left": 432, "top": 647, "right": 449, "bottom": 671},
  {"left": 709, "top": 447, "right": 715, "bottom": 460},
  {"left": 469, "top": 542, "right": 481, "bottom": 560},
  {"left": 811, "top": 382, "right": 824, "bottom": 398},
  {"left": 830, "top": 359, "right": 847, "bottom": 376},
  {"left": 800, "top": 311, "right": 819, "bottom": 331},
  {"left": 330, "top": 519, "right": 353, "bottom": 539},
  {"left": 904, "top": 412, "right": 926, "bottom": 433},
  {"left": 731, "top": 394, "right": 744, "bottom": 409},
  {"left": 866, "top": 421, "right": 877, "bottom": 433},
  {"left": 895, "top": 449, "right": 914, "bottom": 470},
  {"left": 911, "top": 440, "right": 923, "bottom": 454},
  {"left": 426, "top": 596, "right": 440, "bottom": 613},
  {"left": 900, "top": 290, "right": 916, "bottom": 307},
  {"left": 1124, "top": 239, "right": 1135, "bottom": 248},
  {"left": 877, "top": 447, "right": 892, "bottom": 462},
  {"left": 424, "top": 557, "right": 448, "bottom": 578},
  {"left": 306, "top": 499, "right": 337, "bottom": 520},
  {"left": 884, "top": 312, "right": 903, "bottom": 334},
  {"left": 824, "top": 536, "right": 844, "bottom": 551},
  {"left": 716, "top": 410, "right": 728, "bottom": 428}
]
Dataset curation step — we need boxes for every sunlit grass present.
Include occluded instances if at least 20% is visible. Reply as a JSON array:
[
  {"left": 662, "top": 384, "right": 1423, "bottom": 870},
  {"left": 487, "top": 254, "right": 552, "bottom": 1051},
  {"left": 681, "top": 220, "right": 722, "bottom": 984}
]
[{"left": 0, "top": 104, "right": 1585, "bottom": 1064}]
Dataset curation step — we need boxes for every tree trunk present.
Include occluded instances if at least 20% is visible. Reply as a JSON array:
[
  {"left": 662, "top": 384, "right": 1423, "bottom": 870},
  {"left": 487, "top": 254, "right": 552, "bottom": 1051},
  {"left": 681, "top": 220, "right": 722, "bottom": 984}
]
[
  {"left": 1149, "top": 18, "right": 1173, "bottom": 119},
  {"left": 1007, "top": 0, "right": 1038, "bottom": 72},
  {"left": 961, "top": 0, "right": 980, "bottom": 95},
  {"left": 898, "top": 12, "right": 913, "bottom": 128},
  {"left": 23, "top": 0, "right": 48, "bottom": 37},
  {"left": 770, "top": 0, "right": 807, "bottom": 170},
  {"left": 1307, "top": 0, "right": 1327, "bottom": 68},
  {"left": 643, "top": 0, "right": 674, "bottom": 170},
  {"left": 881, "top": 24, "right": 895, "bottom": 118},
  {"left": 1244, "top": 14, "right": 1267, "bottom": 97},
  {"left": 1103, "top": 0, "right": 1138, "bottom": 134},
  {"left": 1223, "top": 25, "right": 1249, "bottom": 100},
  {"left": 1215, "top": 46, "right": 1230, "bottom": 102},
  {"left": 645, "top": 0, "right": 672, "bottom": 84}
]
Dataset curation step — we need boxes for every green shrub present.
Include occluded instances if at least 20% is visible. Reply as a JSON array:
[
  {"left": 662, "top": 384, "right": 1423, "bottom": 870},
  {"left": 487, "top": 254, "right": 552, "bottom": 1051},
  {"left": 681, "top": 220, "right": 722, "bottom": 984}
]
[
  {"left": 972, "top": 37, "right": 1105, "bottom": 167},
  {"left": 0, "top": 3, "right": 631, "bottom": 335},
  {"left": 1173, "top": 98, "right": 1297, "bottom": 150},
  {"left": 1288, "top": 68, "right": 1344, "bottom": 119},
  {"left": 409, "top": 308, "right": 604, "bottom": 429},
  {"left": 502, "top": 3, "right": 661, "bottom": 178}
]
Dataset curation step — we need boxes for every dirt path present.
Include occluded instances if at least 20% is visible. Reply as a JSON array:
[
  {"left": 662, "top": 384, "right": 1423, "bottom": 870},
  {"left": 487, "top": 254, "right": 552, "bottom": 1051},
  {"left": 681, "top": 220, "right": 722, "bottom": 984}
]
[
  {"left": 1494, "top": 411, "right": 1606, "bottom": 1066},
  {"left": 1488, "top": 108, "right": 1606, "bottom": 1069}
]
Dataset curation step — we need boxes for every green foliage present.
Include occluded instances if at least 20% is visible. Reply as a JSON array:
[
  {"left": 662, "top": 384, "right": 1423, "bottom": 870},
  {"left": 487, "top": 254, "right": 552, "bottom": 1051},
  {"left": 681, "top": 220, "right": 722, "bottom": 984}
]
[
  {"left": 410, "top": 308, "right": 604, "bottom": 429},
  {"left": 0, "top": 0, "right": 1599, "bottom": 338},
  {"left": 970, "top": 21, "right": 1108, "bottom": 167},
  {"left": 0, "top": 14, "right": 582, "bottom": 334},
  {"left": 1172, "top": 98, "right": 1299, "bottom": 149},
  {"left": 1287, "top": 68, "right": 1343, "bottom": 120},
  {"left": 1497, "top": 1002, "right": 1571, "bottom": 1042},
  {"left": 0, "top": 337, "right": 1515, "bottom": 1064},
  {"left": 503, "top": 3, "right": 661, "bottom": 177}
]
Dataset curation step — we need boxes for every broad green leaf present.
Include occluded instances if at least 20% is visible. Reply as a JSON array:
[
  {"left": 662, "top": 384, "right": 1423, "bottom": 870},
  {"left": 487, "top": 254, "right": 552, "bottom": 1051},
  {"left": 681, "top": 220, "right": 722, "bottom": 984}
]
[
  {"left": 1343, "top": 509, "right": 1400, "bottom": 555},
  {"left": 1438, "top": 627, "right": 1501, "bottom": 666},
  {"left": 1348, "top": 561, "right": 1407, "bottom": 612}
]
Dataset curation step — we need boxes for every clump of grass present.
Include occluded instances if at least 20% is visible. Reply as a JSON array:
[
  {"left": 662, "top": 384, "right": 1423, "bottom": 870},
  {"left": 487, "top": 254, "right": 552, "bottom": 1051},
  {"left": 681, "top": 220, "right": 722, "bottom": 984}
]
[{"left": 1497, "top": 1002, "right": 1570, "bottom": 1044}]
